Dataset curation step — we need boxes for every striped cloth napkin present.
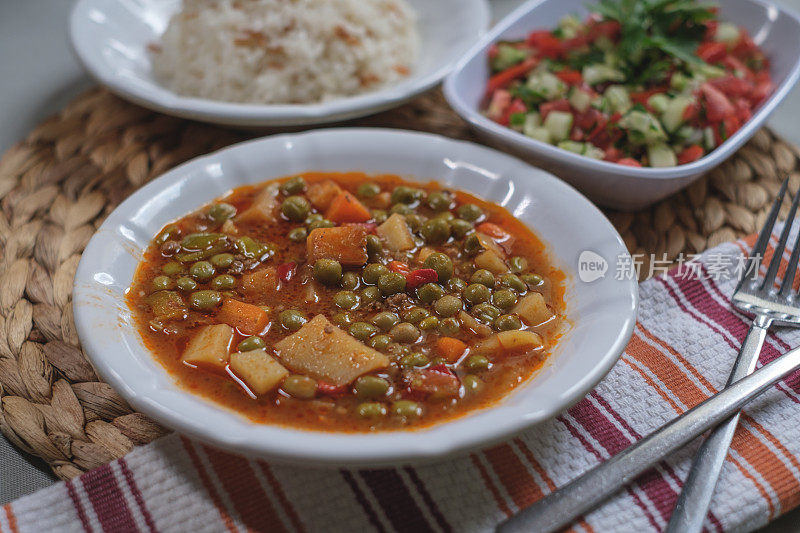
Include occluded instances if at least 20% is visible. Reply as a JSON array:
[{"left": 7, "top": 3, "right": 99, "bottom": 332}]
[{"left": 3, "top": 230, "right": 800, "bottom": 533}]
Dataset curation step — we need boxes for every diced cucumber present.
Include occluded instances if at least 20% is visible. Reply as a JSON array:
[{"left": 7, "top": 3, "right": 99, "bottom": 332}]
[
  {"left": 492, "top": 44, "right": 529, "bottom": 71},
  {"left": 691, "top": 62, "right": 727, "bottom": 80},
  {"left": 544, "top": 111, "right": 574, "bottom": 142},
  {"left": 526, "top": 126, "right": 552, "bottom": 144},
  {"left": 662, "top": 95, "right": 694, "bottom": 133},
  {"left": 522, "top": 113, "right": 542, "bottom": 137},
  {"left": 647, "top": 143, "right": 678, "bottom": 167},
  {"left": 670, "top": 72, "right": 690, "bottom": 91},
  {"left": 647, "top": 93, "right": 669, "bottom": 114},
  {"left": 619, "top": 110, "right": 667, "bottom": 144},
  {"left": 584, "top": 144, "right": 606, "bottom": 159},
  {"left": 569, "top": 87, "right": 594, "bottom": 113},
  {"left": 715, "top": 22, "right": 741, "bottom": 47},
  {"left": 676, "top": 125, "right": 702, "bottom": 145},
  {"left": 559, "top": 14, "right": 582, "bottom": 34},
  {"left": 557, "top": 141, "right": 585, "bottom": 154},
  {"left": 605, "top": 85, "right": 632, "bottom": 113},
  {"left": 527, "top": 72, "right": 567, "bottom": 100},
  {"left": 703, "top": 127, "right": 716, "bottom": 150},
  {"left": 582, "top": 64, "right": 625, "bottom": 86}
]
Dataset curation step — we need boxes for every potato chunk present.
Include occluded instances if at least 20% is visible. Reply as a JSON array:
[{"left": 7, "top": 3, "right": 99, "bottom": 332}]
[
  {"left": 475, "top": 250, "right": 508, "bottom": 274},
  {"left": 236, "top": 185, "right": 279, "bottom": 225},
  {"left": 306, "top": 225, "right": 368, "bottom": 266},
  {"left": 514, "top": 293, "right": 554, "bottom": 326},
  {"left": 230, "top": 349, "right": 289, "bottom": 395},
  {"left": 376, "top": 213, "right": 415, "bottom": 251},
  {"left": 182, "top": 324, "right": 234, "bottom": 370},
  {"left": 307, "top": 180, "right": 342, "bottom": 211},
  {"left": 473, "top": 330, "right": 543, "bottom": 357},
  {"left": 274, "top": 315, "right": 389, "bottom": 386}
]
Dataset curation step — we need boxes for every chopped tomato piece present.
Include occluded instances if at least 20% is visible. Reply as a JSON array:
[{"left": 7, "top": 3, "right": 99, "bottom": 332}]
[
  {"left": 500, "top": 98, "right": 528, "bottom": 126},
  {"left": 682, "top": 101, "right": 700, "bottom": 122},
  {"left": 526, "top": 31, "right": 562, "bottom": 58},
  {"left": 732, "top": 29, "right": 757, "bottom": 57},
  {"left": 630, "top": 89, "right": 665, "bottom": 106},
  {"left": 617, "top": 158, "right": 642, "bottom": 167},
  {"left": 486, "top": 57, "right": 539, "bottom": 95},
  {"left": 404, "top": 364, "right": 460, "bottom": 399},
  {"left": 486, "top": 89, "right": 512, "bottom": 121},
  {"left": 697, "top": 42, "right": 727, "bottom": 63},
  {"left": 387, "top": 261, "right": 411, "bottom": 274},
  {"left": 404, "top": 268, "right": 438, "bottom": 290},
  {"left": 539, "top": 99, "right": 571, "bottom": 120},
  {"left": 277, "top": 262, "right": 296, "bottom": 283},
  {"left": 575, "top": 107, "right": 602, "bottom": 131},
  {"left": 751, "top": 79, "right": 774, "bottom": 105},
  {"left": 586, "top": 20, "right": 620, "bottom": 42},
  {"left": 488, "top": 43, "right": 499, "bottom": 60},
  {"left": 555, "top": 68, "right": 583, "bottom": 85},
  {"left": 677, "top": 145, "right": 704, "bottom": 165},
  {"left": 701, "top": 83, "right": 735, "bottom": 122},
  {"left": 317, "top": 381, "right": 345, "bottom": 396},
  {"left": 709, "top": 75, "right": 754, "bottom": 98},
  {"left": 603, "top": 147, "right": 623, "bottom": 162}
]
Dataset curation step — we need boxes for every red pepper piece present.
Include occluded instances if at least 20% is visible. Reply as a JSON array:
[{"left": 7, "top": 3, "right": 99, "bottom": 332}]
[
  {"left": 677, "top": 145, "right": 704, "bottom": 165},
  {"left": 486, "top": 57, "right": 539, "bottom": 95},
  {"left": 387, "top": 261, "right": 410, "bottom": 274},
  {"left": 277, "top": 262, "right": 296, "bottom": 282},
  {"left": 404, "top": 268, "right": 438, "bottom": 290},
  {"left": 317, "top": 381, "right": 347, "bottom": 396}
]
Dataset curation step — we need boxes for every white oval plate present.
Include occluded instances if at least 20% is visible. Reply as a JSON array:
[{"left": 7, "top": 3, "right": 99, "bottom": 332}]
[
  {"left": 73, "top": 129, "right": 638, "bottom": 467},
  {"left": 69, "top": 0, "right": 490, "bottom": 127}
]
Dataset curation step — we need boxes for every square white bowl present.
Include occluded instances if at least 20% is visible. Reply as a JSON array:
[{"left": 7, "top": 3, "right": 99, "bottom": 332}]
[{"left": 444, "top": 0, "right": 800, "bottom": 210}]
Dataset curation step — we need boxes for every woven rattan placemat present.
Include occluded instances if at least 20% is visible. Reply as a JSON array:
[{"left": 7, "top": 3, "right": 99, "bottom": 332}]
[{"left": 0, "top": 88, "right": 797, "bottom": 479}]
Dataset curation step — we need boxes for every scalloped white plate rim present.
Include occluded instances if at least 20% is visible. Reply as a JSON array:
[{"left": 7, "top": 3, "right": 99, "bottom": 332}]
[{"left": 73, "top": 128, "right": 638, "bottom": 467}]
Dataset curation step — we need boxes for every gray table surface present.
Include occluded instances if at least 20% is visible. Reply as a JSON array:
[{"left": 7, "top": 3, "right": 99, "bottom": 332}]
[{"left": 2, "top": 1, "right": 800, "bottom": 530}]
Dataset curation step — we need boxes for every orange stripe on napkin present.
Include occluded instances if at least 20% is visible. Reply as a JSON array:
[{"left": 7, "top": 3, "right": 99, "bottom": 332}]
[
  {"left": 257, "top": 462, "right": 306, "bottom": 533},
  {"left": 470, "top": 454, "right": 512, "bottom": 517},
  {"left": 484, "top": 444, "right": 545, "bottom": 509},
  {"left": 3, "top": 505, "right": 18, "bottom": 533},
  {"left": 180, "top": 437, "right": 237, "bottom": 533}
]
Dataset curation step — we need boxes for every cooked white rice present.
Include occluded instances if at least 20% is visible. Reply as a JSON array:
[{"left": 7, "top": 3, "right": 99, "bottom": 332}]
[{"left": 151, "top": 0, "right": 420, "bottom": 104}]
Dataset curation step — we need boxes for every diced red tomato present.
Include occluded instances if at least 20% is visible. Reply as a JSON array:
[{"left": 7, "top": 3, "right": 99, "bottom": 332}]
[
  {"left": 733, "top": 98, "right": 753, "bottom": 122},
  {"left": 539, "top": 99, "right": 571, "bottom": 121},
  {"left": 704, "top": 20, "right": 719, "bottom": 40},
  {"left": 526, "top": 31, "right": 562, "bottom": 58},
  {"left": 404, "top": 364, "right": 460, "bottom": 400},
  {"left": 732, "top": 29, "right": 757, "bottom": 57},
  {"left": 751, "top": 78, "right": 774, "bottom": 105},
  {"left": 630, "top": 88, "right": 666, "bottom": 106},
  {"left": 603, "top": 147, "right": 623, "bottom": 162},
  {"left": 570, "top": 128, "right": 585, "bottom": 142},
  {"left": 722, "top": 56, "right": 753, "bottom": 80},
  {"left": 561, "top": 35, "right": 589, "bottom": 52},
  {"left": 682, "top": 101, "right": 700, "bottom": 122},
  {"left": 701, "top": 83, "right": 736, "bottom": 122},
  {"left": 486, "top": 57, "right": 539, "bottom": 95},
  {"left": 488, "top": 43, "right": 499, "bottom": 60},
  {"left": 575, "top": 108, "right": 602, "bottom": 130},
  {"left": 404, "top": 269, "right": 438, "bottom": 290},
  {"left": 555, "top": 68, "right": 583, "bottom": 85},
  {"left": 617, "top": 158, "right": 643, "bottom": 167},
  {"left": 677, "top": 145, "right": 704, "bottom": 165},
  {"left": 709, "top": 75, "right": 754, "bottom": 98},
  {"left": 387, "top": 261, "right": 411, "bottom": 274},
  {"left": 316, "top": 381, "right": 345, "bottom": 396},
  {"left": 500, "top": 98, "right": 527, "bottom": 126},
  {"left": 486, "top": 89, "right": 512, "bottom": 121},
  {"left": 586, "top": 20, "right": 621, "bottom": 42},
  {"left": 277, "top": 262, "right": 296, "bottom": 283},
  {"left": 697, "top": 42, "right": 727, "bottom": 63}
]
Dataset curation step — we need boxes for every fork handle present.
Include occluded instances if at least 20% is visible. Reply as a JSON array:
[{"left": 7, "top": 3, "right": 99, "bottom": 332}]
[{"left": 665, "top": 314, "right": 773, "bottom": 533}]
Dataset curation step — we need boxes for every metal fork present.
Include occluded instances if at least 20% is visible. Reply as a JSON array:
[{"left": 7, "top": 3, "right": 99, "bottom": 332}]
[{"left": 666, "top": 177, "right": 800, "bottom": 532}]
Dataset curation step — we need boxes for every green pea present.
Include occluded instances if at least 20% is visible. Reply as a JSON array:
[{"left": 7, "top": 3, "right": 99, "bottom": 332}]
[
  {"left": 305, "top": 213, "right": 324, "bottom": 225},
  {"left": 400, "top": 352, "right": 429, "bottom": 367},
  {"left": 358, "top": 402, "right": 387, "bottom": 418},
  {"left": 424, "top": 252, "right": 454, "bottom": 282},
  {"left": 341, "top": 271, "right": 360, "bottom": 290},
  {"left": 494, "top": 314, "right": 522, "bottom": 331},
  {"left": 332, "top": 312, "right": 352, "bottom": 328},
  {"left": 280, "top": 176, "right": 306, "bottom": 195},
  {"left": 357, "top": 182, "right": 381, "bottom": 198},
  {"left": 363, "top": 263, "right": 389, "bottom": 284},
  {"left": 237, "top": 336, "right": 266, "bottom": 352},
  {"left": 462, "top": 233, "right": 483, "bottom": 256},
  {"left": 492, "top": 289, "right": 517, "bottom": 310},
  {"left": 435, "top": 211, "right": 455, "bottom": 222},
  {"left": 451, "top": 219, "right": 474, "bottom": 238},
  {"left": 211, "top": 274, "right": 236, "bottom": 290},
  {"left": 181, "top": 233, "right": 225, "bottom": 251},
  {"left": 152, "top": 275, "right": 173, "bottom": 291},
  {"left": 509, "top": 256, "right": 528, "bottom": 273},
  {"left": 402, "top": 307, "right": 430, "bottom": 324},
  {"left": 281, "top": 196, "right": 310, "bottom": 222},
  {"left": 438, "top": 317, "right": 460, "bottom": 336},
  {"left": 361, "top": 286, "right": 381, "bottom": 304},
  {"left": 366, "top": 235, "right": 384, "bottom": 259},
  {"left": 462, "top": 374, "right": 484, "bottom": 394},
  {"left": 522, "top": 273, "right": 544, "bottom": 286},
  {"left": 235, "top": 236, "right": 269, "bottom": 259},
  {"left": 334, "top": 291, "right": 360, "bottom": 310},
  {"left": 416, "top": 283, "right": 445, "bottom": 304},
  {"left": 501, "top": 274, "right": 526, "bottom": 292},
  {"left": 418, "top": 316, "right": 440, "bottom": 331},
  {"left": 392, "top": 400, "right": 422, "bottom": 418},
  {"left": 176, "top": 276, "right": 197, "bottom": 291},
  {"left": 429, "top": 356, "right": 448, "bottom": 366},
  {"left": 434, "top": 295, "right": 462, "bottom": 317},
  {"left": 190, "top": 290, "right": 222, "bottom": 310},
  {"left": 457, "top": 203, "right": 484, "bottom": 222},
  {"left": 350, "top": 322, "right": 378, "bottom": 341},
  {"left": 377, "top": 272, "right": 406, "bottom": 295},
  {"left": 354, "top": 375, "right": 390, "bottom": 399},
  {"left": 427, "top": 191, "right": 453, "bottom": 211},
  {"left": 404, "top": 213, "right": 423, "bottom": 231},
  {"left": 162, "top": 261, "right": 183, "bottom": 276},
  {"left": 279, "top": 310, "right": 307, "bottom": 332},
  {"left": 389, "top": 322, "right": 420, "bottom": 343},
  {"left": 313, "top": 259, "right": 342, "bottom": 285},
  {"left": 470, "top": 269, "right": 495, "bottom": 287},
  {"left": 371, "top": 210, "right": 388, "bottom": 224},
  {"left": 472, "top": 303, "right": 501, "bottom": 323},
  {"left": 420, "top": 218, "right": 451, "bottom": 244},
  {"left": 391, "top": 185, "right": 418, "bottom": 205},
  {"left": 210, "top": 253, "right": 234, "bottom": 269},
  {"left": 390, "top": 203, "right": 413, "bottom": 215},
  {"left": 463, "top": 283, "right": 491, "bottom": 305},
  {"left": 189, "top": 261, "right": 215, "bottom": 281},
  {"left": 465, "top": 354, "right": 490, "bottom": 372},
  {"left": 155, "top": 224, "right": 180, "bottom": 245},
  {"left": 282, "top": 375, "right": 317, "bottom": 399},
  {"left": 308, "top": 219, "right": 335, "bottom": 231},
  {"left": 208, "top": 203, "right": 236, "bottom": 223},
  {"left": 288, "top": 227, "right": 308, "bottom": 243},
  {"left": 448, "top": 278, "right": 467, "bottom": 293},
  {"left": 281, "top": 374, "right": 317, "bottom": 400},
  {"left": 371, "top": 311, "right": 400, "bottom": 331},
  {"left": 369, "top": 334, "right": 392, "bottom": 351}
]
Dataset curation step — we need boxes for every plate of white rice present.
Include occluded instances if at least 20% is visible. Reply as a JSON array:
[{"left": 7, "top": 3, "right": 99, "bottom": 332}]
[{"left": 69, "top": 0, "right": 490, "bottom": 127}]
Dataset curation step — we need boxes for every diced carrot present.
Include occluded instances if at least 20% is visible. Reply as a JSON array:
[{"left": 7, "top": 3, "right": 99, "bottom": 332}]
[
  {"left": 216, "top": 298, "right": 269, "bottom": 336},
  {"left": 476, "top": 222, "right": 510, "bottom": 241},
  {"left": 325, "top": 191, "right": 372, "bottom": 223},
  {"left": 241, "top": 267, "right": 279, "bottom": 298},
  {"left": 306, "top": 180, "right": 342, "bottom": 211},
  {"left": 388, "top": 261, "right": 411, "bottom": 274},
  {"left": 435, "top": 337, "right": 468, "bottom": 363},
  {"left": 306, "top": 224, "right": 368, "bottom": 266}
]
